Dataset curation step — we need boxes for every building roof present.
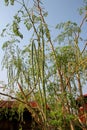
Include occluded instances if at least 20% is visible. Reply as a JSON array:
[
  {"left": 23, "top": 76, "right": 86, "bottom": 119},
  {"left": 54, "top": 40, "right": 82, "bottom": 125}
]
[{"left": 0, "top": 100, "right": 38, "bottom": 109}]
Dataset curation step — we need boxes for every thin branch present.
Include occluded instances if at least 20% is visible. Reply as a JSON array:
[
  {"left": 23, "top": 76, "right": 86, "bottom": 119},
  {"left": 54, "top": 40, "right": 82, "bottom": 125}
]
[
  {"left": 77, "top": 14, "right": 87, "bottom": 39},
  {"left": 81, "top": 42, "right": 87, "bottom": 54},
  {"left": 15, "top": 0, "right": 23, "bottom": 5},
  {"left": 17, "top": 82, "right": 27, "bottom": 100},
  {"left": 0, "top": 92, "right": 26, "bottom": 104}
]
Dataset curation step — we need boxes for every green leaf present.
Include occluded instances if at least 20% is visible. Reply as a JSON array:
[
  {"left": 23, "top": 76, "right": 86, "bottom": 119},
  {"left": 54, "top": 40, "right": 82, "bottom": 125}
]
[
  {"left": 2, "top": 41, "right": 10, "bottom": 49},
  {"left": 1, "top": 28, "right": 6, "bottom": 37},
  {"left": 10, "top": 0, "right": 14, "bottom": 5},
  {"left": 25, "top": 23, "right": 32, "bottom": 30},
  {"left": 35, "top": 16, "right": 41, "bottom": 22},
  {"left": 2, "top": 39, "right": 20, "bottom": 49},
  {"left": 43, "top": 12, "right": 48, "bottom": 17},
  {"left": 55, "top": 23, "right": 64, "bottom": 29},
  {"left": 14, "top": 15, "right": 21, "bottom": 23},
  {"left": 4, "top": 0, "right": 9, "bottom": 6},
  {"left": 32, "top": 15, "right": 37, "bottom": 21},
  {"left": 79, "top": 8, "right": 83, "bottom": 15},
  {"left": 12, "top": 21, "right": 23, "bottom": 39}
]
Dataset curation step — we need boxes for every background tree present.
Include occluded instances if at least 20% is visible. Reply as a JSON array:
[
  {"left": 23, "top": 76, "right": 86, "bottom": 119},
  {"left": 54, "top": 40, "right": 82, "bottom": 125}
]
[{"left": 0, "top": 0, "right": 87, "bottom": 130}]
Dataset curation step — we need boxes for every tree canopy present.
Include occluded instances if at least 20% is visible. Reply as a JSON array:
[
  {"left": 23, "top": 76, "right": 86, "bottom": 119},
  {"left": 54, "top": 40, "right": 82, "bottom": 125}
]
[{"left": 0, "top": 0, "right": 87, "bottom": 130}]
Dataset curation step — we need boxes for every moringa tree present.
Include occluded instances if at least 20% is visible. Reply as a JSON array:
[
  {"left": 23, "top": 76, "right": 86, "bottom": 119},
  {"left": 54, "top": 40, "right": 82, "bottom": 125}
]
[{"left": 0, "top": 0, "right": 87, "bottom": 129}]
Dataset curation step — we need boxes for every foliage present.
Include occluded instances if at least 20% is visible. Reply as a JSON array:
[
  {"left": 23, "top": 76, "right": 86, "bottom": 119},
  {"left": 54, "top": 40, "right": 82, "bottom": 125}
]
[
  {"left": 0, "top": 107, "right": 18, "bottom": 121},
  {"left": 0, "top": 0, "right": 87, "bottom": 130}
]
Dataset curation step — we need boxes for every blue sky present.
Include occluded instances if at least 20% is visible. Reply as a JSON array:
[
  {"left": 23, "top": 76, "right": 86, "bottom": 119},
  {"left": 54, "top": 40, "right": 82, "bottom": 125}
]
[
  {"left": 44, "top": 0, "right": 83, "bottom": 24},
  {"left": 0, "top": 0, "right": 86, "bottom": 87}
]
